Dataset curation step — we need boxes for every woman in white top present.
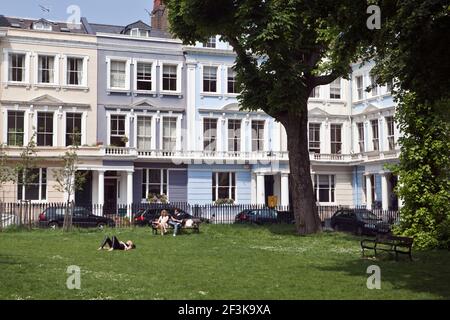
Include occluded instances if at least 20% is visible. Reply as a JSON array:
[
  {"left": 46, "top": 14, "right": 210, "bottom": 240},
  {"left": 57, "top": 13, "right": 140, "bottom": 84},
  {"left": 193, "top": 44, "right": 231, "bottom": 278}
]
[{"left": 156, "top": 210, "right": 170, "bottom": 235}]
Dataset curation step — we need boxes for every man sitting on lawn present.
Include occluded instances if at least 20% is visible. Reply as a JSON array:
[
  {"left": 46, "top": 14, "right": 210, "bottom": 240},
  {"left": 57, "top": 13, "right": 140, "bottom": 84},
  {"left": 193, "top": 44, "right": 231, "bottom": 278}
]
[{"left": 168, "top": 209, "right": 184, "bottom": 237}]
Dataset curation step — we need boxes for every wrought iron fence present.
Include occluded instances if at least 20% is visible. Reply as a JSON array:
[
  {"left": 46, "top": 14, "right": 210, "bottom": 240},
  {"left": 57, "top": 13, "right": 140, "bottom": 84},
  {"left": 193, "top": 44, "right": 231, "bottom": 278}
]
[{"left": 0, "top": 202, "right": 400, "bottom": 230}]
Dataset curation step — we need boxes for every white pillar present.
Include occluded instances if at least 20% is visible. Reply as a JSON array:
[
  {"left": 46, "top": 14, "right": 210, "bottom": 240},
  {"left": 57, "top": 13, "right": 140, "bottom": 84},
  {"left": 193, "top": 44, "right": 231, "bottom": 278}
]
[
  {"left": 127, "top": 171, "right": 134, "bottom": 218},
  {"left": 280, "top": 173, "right": 290, "bottom": 207},
  {"left": 381, "top": 173, "right": 389, "bottom": 210},
  {"left": 251, "top": 173, "right": 257, "bottom": 204},
  {"left": 365, "top": 174, "right": 372, "bottom": 210},
  {"left": 186, "top": 61, "right": 197, "bottom": 151},
  {"left": 97, "top": 170, "right": 105, "bottom": 216},
  {"left": 256, "top": 173, "right": 265, "bottom": 205}
]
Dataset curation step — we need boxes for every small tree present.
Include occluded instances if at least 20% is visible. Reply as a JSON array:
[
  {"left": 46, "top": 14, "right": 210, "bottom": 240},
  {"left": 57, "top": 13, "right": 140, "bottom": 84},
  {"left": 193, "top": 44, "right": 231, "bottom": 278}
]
[
  {"left": 53, "top": 145, "right": 86, "bottom": 232},
  {"left": 0, "top": 144, "right": 15, "bottom": 203}
]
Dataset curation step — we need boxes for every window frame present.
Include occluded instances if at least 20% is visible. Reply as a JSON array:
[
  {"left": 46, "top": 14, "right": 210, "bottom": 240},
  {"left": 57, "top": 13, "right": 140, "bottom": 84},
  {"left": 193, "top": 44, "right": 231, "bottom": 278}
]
[
  {"left": 64, "top": 55, "right": 88, "bottom": 87},
  {"left": 371, "top": 119, "right": 380, "bottom": 151},
  {"left": 36, "top": 112, "right": 54, "bottom": 147},
  {"left": 6, "top": 51, "right": 30, "bottom": 84},
  {"left": 134, "top": 59, "right": 156, "bottom": 93},
  {"left": 136, "top": 115, "right": 153, "bottom": 150},
  {"left": 65, "top": 112, "right": 83, "bottom": 147},
  {"left": 227, "top": 119, "right": 241, "bottom": 152},
  {"left": 226, "top": 67, "right": 238, "bottom": 95},
  {"left": 203, "top": 118, "right": 218, "bottom": 152},
  {"left": 160, "top": 62, "right": 183, "bottom": 95},
  {"left": 202, "top": 66, "right": 218, "bottom": 93},
  {"left": 329, "top": 78, "right": 342, "bottom": 99},
  {"left": 109, "top": 114, "right": 127, "bottom": 147},
  {"left": 330, "top": 124, "right": 342, "bottom": 154},
  {"left": 17, "top": 168, "right": 47, "bottom": 202},
  {"left": 36, "top": 54, "right": 58, "bottom": 85},
  {"left": 313, "top": 174, "right": 336, "bottom": 204},
  {"left": 251, "top": 120, "right": 265, "bottom": 152},
  {"left": 385, "top": 116, "right": 395, "bottom": 151},
  {"left": 203, "top": 36, "right": 217, "bottom": 48},
  {"left": 161, "top": 116, "right": 178, "bottom": 151},
  {"left": 357, "top": 122, "right": 365, "bottom": 153},
  {"left": 7, "top": 110, "right": 25, "bottom": 147},
  {"left": 308, "top": 123, "right": 321, "bottom": 154},
  {"left": 355, "top": 75, "right": 364, "bottom": 101},
  {"left": 212, "top": 172, "right": 236, "bottom": 202},
  {"left": 141, "top": 169, "right": 168, "bottom": 201}
]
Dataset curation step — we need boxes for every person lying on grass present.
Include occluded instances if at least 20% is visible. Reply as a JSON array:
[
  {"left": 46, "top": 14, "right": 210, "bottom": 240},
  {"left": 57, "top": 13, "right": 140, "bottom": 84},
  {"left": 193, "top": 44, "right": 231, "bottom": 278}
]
[{"left": 98, "top": 236, "right": 136, "bottom": 251}]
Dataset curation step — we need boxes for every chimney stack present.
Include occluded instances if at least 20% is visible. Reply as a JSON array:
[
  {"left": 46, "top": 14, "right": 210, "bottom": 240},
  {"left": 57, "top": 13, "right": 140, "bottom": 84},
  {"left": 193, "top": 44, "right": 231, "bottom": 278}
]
[{"left": 151, "top": 0, "right": 169, "bottom": 32}]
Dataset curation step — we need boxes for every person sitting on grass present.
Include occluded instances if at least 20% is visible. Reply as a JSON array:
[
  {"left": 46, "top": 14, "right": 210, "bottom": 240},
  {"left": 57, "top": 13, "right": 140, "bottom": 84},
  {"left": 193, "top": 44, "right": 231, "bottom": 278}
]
[
  {"left": 155, "top": 210, "right": 170, "bottom": 236},
  {"left": 98, "top": 236, "right": 136, "bottom": 251}
]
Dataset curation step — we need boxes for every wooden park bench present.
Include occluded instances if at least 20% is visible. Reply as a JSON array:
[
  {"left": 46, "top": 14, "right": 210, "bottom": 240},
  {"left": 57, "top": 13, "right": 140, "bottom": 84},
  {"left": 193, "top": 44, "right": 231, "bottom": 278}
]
[
  {"left": 361, "top": 234, "right": 413, "bottom": 261},
  {"left": 151, "top": 220, "right": 200, "bottom": 235}
]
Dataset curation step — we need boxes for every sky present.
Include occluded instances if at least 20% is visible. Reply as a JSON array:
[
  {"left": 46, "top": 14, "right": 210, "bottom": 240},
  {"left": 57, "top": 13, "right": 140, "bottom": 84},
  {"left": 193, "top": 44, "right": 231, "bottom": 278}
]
[{"left": 0, "top": 0, "right": 154, "bottom": 26}]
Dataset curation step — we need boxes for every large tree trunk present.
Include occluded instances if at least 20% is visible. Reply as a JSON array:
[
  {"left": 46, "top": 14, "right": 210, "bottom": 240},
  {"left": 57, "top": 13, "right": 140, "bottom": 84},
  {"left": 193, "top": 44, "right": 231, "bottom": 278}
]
[{"left": 280, "top": 103, "right": 322, "bottom": 235}]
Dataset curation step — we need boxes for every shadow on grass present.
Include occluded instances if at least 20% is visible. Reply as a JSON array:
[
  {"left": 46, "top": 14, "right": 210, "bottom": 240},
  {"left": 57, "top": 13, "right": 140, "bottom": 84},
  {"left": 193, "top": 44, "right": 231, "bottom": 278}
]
[
  {"left": 0, "top": 255, "right": 22, "bottom": 265},
  {"left": 315, "top": 248, "right": 450, "bottom": 299}
]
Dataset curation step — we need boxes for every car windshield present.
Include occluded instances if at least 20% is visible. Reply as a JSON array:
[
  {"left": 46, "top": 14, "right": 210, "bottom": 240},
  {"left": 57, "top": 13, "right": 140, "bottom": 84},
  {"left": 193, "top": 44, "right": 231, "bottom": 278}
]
[{"left": 356, "top": 210, "right": 380, "bottom": 220}]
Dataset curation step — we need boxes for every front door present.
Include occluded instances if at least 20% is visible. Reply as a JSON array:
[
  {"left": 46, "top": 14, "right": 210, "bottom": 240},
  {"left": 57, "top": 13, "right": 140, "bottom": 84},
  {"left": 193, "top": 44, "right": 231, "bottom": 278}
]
[
  {"left": 104, "top": 178, "right": 118, "bottom": 215},
  {"left": 264, "top": 175, "right": 275, "bottom": 206}
]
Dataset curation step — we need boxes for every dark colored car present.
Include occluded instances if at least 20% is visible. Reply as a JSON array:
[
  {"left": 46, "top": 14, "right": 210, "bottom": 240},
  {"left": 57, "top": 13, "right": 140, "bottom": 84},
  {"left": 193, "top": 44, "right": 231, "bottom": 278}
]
[
  {"left": 39, "top": 207, "right": 115, "bottom": 229},
  {"left": 133, "top": 207, "right": 203, "bottom": 226},
  {"left": 235, "top": 209, "right": 279, "bottom": 225},
  {"left": 330, "top": 208, "right": 391, "bottom": 236}
]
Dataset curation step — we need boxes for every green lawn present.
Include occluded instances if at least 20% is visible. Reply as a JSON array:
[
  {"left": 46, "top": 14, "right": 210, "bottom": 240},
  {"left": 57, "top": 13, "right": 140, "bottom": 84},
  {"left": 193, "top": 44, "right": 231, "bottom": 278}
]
[{"left": 0, "top": 224, "right": 449, "bottom": 300}]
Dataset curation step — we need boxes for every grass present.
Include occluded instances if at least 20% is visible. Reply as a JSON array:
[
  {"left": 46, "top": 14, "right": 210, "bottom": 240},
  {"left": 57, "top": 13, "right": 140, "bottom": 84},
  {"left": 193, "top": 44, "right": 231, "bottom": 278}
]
[{"left": 0, "top": 224, "right": 449, "bottom": 300}]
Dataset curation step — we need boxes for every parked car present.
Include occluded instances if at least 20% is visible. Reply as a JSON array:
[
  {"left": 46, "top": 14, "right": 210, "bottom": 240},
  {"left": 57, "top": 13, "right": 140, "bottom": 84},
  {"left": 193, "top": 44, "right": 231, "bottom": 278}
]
[
  {"left": 39, "top": 207, "right": 115, "bottom": 229},
  {"left": 235, "top": 209, "right": 279, "bottom": 225},
  {"left": 330, "top": 208, "right": 391, "bottom": 236},
  {"left": 133, "top": 207, "right": 205, "bottom": 226}
]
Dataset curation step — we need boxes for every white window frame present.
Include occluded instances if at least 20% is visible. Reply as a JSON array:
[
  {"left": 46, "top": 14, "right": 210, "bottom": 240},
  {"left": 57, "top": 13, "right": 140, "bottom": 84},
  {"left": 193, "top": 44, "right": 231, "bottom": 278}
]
[
  {"left": 200, "top": 64, "right": 222, "bottom": 95},
  {"left": 63, "top": 111, "right": 86, "bottom": 147},
  {"left": 202, "top": 117, "right": 218, "bottom": 152},
  {"left": 357, "top": 122, "right": 365, "bottom": 153},
  {"left": 251, "top": 119, "right": 265, "bottom": 152},
  {"left": 308, "top": 123, "right": 321, "bottom": 153},
  {"left": 355, "top": 75, "right": 364, "bottom": 101},
  {"left": 142, "top": 168, "right": 169, "bottom": 201},
  {"left": 371, "top": 119, "right": 380, "bottom": 151},
  {"left": 63, "top": 55, "right": 88, "bottom": 87},
  {"left": 160, "top": 61, "right": 183, "bottom": 95},
  {"left": 227, "top": 118, "right": 241, "bottom": 152},
  {"left": 106, "top": 57, "right": 131, "bottom": 91},
  {"left": 35, "top": 111, "right": 56, "bottom": 147},
  {"left": 385, "top": 116, "right": 395, "bottom": 151},
  {"left": 5, "top": 109, "right": 26, "bottom": 147},
  {"left": 212, "top": 172, "right": 236, "bottom": 202},
  {"left": 106, "top": 112, "right": 130, "bottom": 147},
  {"left": 329, "top": 78, "right": 342, "bottom": 99},
  {"left": 17, "top": 168, "right": 48, "bottom": 203},
  {"left": 135, "top": 115, "right": 153, "bottom": 150},
  {"left": 133, "top": 59, "right": 157, "bottom": 94},
  {"left": 203, "top": 36, "right": 217, "bottom": 48},
  {"left": 3, "top": 49, "right": 31, "bottom": 85},
  {"left": 225, "top": 66, "right": 238, "bottom": 95},
  {"left": 313, "top": 174, "right": 336, "bottom": 205},
  {"left": 202, "top": 65, "right": 219, "bottom": 94},
  {"left": 34, "top": 53, "right": 59, "bottom": 86},
  {"left": 33, "top": 22, "right": 52, "bottom": 31},
  {"left": 330, "top": 124, "right": 342, "bottom": 154},
  {"left": 370, "top": 75, "right": 379, "bottom": 97},
  {"left": 160, "top": 115, "right": 181, "bottom": 151}
]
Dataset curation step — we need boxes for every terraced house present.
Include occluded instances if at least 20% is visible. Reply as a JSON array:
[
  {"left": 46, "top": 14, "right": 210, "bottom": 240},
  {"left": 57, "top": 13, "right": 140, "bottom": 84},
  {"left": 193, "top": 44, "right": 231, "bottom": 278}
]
[{"left": 0, "top": 0, "right": 401, "bottom": 213}]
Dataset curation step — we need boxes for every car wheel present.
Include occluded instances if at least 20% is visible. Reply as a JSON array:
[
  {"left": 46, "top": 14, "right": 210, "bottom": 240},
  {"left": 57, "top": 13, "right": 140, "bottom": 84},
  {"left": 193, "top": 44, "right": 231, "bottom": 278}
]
[
  {"left": 97, "top": 222, "right": 106, "bottom": 230},
  {"left": 48, "top": 222, "right": 59, "bottom": 230}
]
